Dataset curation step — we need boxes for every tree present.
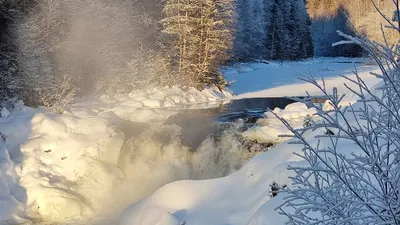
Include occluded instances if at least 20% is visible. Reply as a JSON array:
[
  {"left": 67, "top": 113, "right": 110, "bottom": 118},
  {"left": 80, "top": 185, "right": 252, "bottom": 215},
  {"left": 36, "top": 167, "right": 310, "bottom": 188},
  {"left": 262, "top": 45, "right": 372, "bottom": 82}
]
[
  {"left": 276, "top": 1, "right": 400, "bottom": 224},
  {"left": 234, "top": 0, "right": 313, "bottom": 61},
  {"left": 312, "top": 5, "right": 365, "bottom": 57},
  {"left": 15, "top": 0, "right": 75, "bottom": 111},
  {"left": 10, "top": 0, "right": 166, "bottom": 111},
  {"left": 264, "top": 0, "right": 313, "bottom": 60},
  {"left": 233, "top": 0, "right": 253, "bottom": 60},
  {"left": 295, "top": 0, "right": 314, "bottom": 58},
  {"left": 0, "top": 0, "right": 33, "bottom": 106},
  {"left": 308, "top": 0, "right": 399, "bottom": 49},
  {"left": 162, "top": 0, "right": 234, "bottom": 88},
  {"left": 0, "top": 1, "right": 18, "bottom": 106},
  {"left": 199, "top": 0, "right": 235, "bottom": 87},
  {"left": 264, "top": 0, "right": 280, "bottom": 60}
]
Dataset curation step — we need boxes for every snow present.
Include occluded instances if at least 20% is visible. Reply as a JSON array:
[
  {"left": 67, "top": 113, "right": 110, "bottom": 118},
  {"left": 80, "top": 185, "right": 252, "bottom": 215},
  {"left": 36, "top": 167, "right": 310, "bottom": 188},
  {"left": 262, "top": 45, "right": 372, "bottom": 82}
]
[
  {"left": 224, "top": 58, "right": 381, "bottom": 105},
  {"left": 243, "top": 102, "right": 319, "bottom": 143},
  {"left": 117, "top": 100, "right": 331, "bottom": 225},
  {"left": 0, "top": 86, "right": 234, "bottom": 224},
  {"left": 119, "top": 140, "right": 304, "bottom": 225},
  {"left": 1, "top": 108, "right": 10, "bottom": 118},
  {"left": 0, "top": 136, "right": 27, "bottom": 224},
  {"left": 119, "top": 58, "right": 381, "bottom": 225},
  {"left": 0, "top": 58, "right": 382, "bottom": 225}
]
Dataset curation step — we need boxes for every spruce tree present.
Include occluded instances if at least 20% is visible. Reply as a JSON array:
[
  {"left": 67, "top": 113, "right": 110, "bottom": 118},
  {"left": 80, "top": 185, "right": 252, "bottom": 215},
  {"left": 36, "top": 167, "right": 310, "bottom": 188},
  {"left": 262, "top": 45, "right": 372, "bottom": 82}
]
[
  {"left": 233, "top": 0, "right": 253, "bottom": 60},
  {"left": 163, "top": 0, "right": 234, "bottom": 88},
  {"left": 236, "top": 0, "right": 313, "bottom": 61}
]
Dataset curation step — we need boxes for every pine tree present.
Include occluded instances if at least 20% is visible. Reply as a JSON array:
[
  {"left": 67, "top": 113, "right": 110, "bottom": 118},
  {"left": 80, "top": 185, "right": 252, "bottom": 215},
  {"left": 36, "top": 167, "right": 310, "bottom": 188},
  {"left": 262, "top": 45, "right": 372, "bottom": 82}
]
[
  {"left": 200, "top": 0, "right": 234, "bottom": 87},
  {"left": 234, "top": 0, "right": 267, "bottom": 60},
  {"left": 235, "top": 0, "right": 313, "bottom": 61},
  {"left": 264, "top": 0, "right": 279, "bottom": 59},
  {"left": 163, "top": 0, "right": 234, "bottom": 88},
  {"left": 233, "top": 0, "right": 253, "bottom": 60}
]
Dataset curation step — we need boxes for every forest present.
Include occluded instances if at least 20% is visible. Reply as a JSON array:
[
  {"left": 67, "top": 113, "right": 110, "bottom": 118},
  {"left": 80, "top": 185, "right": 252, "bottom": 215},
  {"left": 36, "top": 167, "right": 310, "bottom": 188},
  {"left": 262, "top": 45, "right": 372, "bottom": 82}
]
[{"left": 0, "top": 0, "right": 397, "bottom": 111}]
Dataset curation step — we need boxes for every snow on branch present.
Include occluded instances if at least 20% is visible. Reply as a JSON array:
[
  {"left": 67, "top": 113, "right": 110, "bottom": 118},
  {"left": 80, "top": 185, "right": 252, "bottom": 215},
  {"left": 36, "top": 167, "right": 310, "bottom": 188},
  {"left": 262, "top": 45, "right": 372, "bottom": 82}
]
[{"left": 277, "top": 1, "right": 400, "bottom": 224}]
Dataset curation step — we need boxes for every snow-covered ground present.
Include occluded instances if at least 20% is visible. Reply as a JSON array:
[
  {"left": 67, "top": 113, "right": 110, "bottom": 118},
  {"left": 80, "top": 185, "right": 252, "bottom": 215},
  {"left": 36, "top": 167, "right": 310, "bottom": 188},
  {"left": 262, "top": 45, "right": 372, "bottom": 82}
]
[
  {"left": 224, "top": 58, "right": 380, "bottom": 105},
  {"left": 0, "top": 58, "right": 381, "bottom": 225}
]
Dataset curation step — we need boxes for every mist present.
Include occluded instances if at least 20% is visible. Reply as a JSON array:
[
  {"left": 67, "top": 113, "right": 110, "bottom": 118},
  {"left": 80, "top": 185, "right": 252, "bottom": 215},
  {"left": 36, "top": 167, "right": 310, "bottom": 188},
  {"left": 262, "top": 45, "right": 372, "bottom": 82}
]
[{"left": 15, "top": 0, "right": 164, "bottom": 110}]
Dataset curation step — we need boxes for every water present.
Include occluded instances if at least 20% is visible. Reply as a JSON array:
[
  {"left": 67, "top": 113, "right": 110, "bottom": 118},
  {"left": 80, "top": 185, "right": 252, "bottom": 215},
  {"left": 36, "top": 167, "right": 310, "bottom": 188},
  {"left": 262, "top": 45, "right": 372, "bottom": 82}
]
[
  {"left": 165, "top": 97, "right": 299, "bottom": 150},
  {"left": 36, "top": 97, "right": 299, "bottom": 225}
]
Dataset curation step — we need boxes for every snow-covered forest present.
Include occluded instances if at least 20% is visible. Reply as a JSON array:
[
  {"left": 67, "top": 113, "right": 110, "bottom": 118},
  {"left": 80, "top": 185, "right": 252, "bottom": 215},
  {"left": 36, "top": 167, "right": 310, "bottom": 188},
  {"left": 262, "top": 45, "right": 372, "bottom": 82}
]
[
  {"left": 0, "top": 0, "right": 399, "bottom": 224},
  {"left": 309, "top": 0, "right": 399, "bottom": 56},
  {"left": 0, "top": 0, "right": 380, "bottom": 111},
  {"left": 234, "top": 0, "right": 313, "bottom": 60}
]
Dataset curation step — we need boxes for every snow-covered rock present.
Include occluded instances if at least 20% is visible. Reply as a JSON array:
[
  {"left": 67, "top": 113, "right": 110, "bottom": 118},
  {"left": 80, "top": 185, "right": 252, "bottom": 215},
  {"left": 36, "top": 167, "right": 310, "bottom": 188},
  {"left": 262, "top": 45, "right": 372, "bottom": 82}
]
[
  {"left": 142, "top": 99, "right": 163, "bottom": 108},
  {"left": 242, "top": 102, "right": 318, "bottom": 143},
  {"left": 1, "top": 107, "right": 10, "bottom": 118},
  {"left": 8, "top": 112, "right": 126, "bottom": 219}
]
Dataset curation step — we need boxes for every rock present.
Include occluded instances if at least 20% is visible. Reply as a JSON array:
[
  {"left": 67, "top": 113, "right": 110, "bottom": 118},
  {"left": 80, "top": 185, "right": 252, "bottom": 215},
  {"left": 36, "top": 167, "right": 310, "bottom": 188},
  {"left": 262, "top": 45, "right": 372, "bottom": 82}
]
[
  {"left": 325, "top": 129, "right": 335, "bottom": 135},
  {"left": 271, "top": 181, "right": 287, "bottom": 197},
  {"left": 243, "top": 139, "right": 274, "bottom": 153}
]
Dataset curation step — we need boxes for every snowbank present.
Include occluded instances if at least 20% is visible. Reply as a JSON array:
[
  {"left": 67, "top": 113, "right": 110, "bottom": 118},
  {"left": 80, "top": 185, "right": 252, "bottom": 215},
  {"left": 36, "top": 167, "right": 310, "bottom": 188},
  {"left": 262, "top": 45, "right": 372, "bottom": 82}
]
[
  {"left": 0, "top": 110, "right": 125, "bottom": 220},
  {"left": 243, "top": 102, "right": 319, "bottom": 143},
  {"left": 69, "top": 86, "right": 232, "bottom": 124},
  {"left": 0, "top": 137, "right": 27, "bottom": 224},
  {"left": 119, "top": 139, "right": 304, "bottom": 225},
  {"left": 117, "top": 100, "right": 333, "bottom": 225},
  {"left": 0, "top": 86, "right": 238, "bottom": 223}
]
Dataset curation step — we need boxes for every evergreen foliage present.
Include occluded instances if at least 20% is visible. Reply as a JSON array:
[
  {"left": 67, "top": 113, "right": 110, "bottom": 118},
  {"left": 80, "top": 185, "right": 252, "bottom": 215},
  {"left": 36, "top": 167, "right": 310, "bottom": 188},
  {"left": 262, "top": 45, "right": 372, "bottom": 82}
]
[
  {"left": 234, "top": 0, "right": 314, "bottom": 61},
  {"left": 162, "top": 0, "right": 234, "bottom": 88}
]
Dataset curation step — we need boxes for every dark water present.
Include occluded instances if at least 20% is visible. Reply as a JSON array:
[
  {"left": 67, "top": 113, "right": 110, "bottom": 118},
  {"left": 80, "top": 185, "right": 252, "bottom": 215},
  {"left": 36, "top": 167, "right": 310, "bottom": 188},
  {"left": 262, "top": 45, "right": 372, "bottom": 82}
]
[
  {"left": 165, "top": 97, "right": 299, "bottom": 149},
  {"left": 222, "top": 97, "right": 297, "bottom": 112}
]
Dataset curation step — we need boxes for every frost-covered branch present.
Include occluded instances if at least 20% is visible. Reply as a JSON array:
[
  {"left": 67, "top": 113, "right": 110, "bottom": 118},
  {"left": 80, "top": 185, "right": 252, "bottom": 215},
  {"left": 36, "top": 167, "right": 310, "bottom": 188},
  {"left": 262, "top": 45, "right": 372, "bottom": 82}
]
[{"left": 278, "top": 1, "right": 400, "bottom": 224}]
